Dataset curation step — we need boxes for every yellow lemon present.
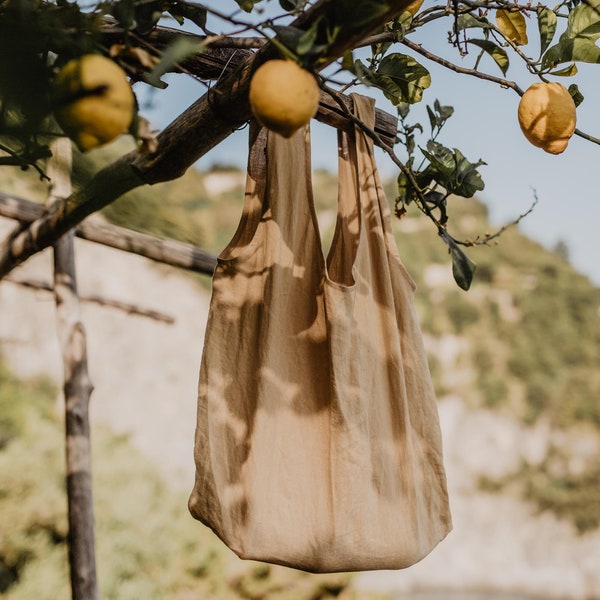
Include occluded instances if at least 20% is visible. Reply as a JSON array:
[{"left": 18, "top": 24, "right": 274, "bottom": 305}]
[
  {"left": 517, "top": 82, "right": 576, "bottom": 155},
  {"left": 53, "top": 54, "right": 135, "bottom": 152},
  {"left": 249, "top": 59, "right": 320, "bottom": 138}
]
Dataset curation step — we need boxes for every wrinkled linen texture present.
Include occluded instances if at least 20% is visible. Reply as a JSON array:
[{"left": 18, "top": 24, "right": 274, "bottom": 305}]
[{"left": 189, "top": 94, "right": 452, "bottom": 573}]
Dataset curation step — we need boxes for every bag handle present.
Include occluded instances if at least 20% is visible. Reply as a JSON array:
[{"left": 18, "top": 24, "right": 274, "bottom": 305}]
[
  {"left": 325, "top": 95, "right": 378, "bottom": 288},
  {"left": 216, "top": 121, "right": 268, "bottom": 263}
]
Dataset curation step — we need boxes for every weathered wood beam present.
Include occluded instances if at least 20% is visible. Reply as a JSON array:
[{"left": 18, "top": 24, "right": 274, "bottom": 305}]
[
  {"left": 101, "top": 21, "right": 253, "bottom": 79},
  {"left": 0, "top": 193, "right": 218, "bottom": 275},
  {"left": 102, "top": 23, "right": 398, "bottom": 145},
  {"left": 48, "top": 137, "right": 100, "bottom": 600},
  {"left": 0, "top": 0, "right": 411, "bottom": 280}
]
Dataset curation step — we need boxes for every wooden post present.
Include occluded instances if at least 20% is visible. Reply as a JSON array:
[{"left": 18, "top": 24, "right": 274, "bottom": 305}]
[{"left": 47, "top": 137, "right": 100, "bottom": 600}]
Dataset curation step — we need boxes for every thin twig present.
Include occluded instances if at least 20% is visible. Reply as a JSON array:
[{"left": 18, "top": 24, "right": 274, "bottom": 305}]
[
  {"left": 4, "top": 276, "right": 175, "bottom": 323},
  {"left": 573, "top": 128, "right": 600, "bottom": 145},
  {"left": 461, "top": 193, "right": 539, "bottom": 247},
  {"left": 401, "top": 37, "right": 524, "bottom": 95}
]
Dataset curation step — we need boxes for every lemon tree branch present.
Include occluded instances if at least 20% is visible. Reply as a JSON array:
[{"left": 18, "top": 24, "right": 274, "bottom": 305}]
[
  {"left": 0, "top": 0, "right": 417, "bottom": 280},
  {"left": 399, "top": 37, "right": 524, "bottom": 95}
]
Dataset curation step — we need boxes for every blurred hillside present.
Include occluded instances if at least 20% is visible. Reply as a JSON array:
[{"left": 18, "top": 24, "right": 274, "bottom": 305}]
[{"left": 0, "top": 137, "right": 599, "bottom": 599}]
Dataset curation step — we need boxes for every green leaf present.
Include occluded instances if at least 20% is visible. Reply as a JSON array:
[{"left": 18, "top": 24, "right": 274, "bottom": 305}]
[
  {"left": 423, "top": 190, "right": 446, "bottom": 207},
  {"left": 541, "top": 0, "right": 600, "bottom": 68},
  {"left": 426, "top": 105, "right": 437, "bottom": 132},
  {"left": 271, "top": 24, "right": 328, "bottom": 59},
  {"left": 107, "top": 0, "right": 136, "bottom": 30},
  {"left": 371, "top": 39, "right": 394, "bottom": 57},
  {"left": 167, "top": 4, "right": 208, "bottom": 31},
  {"left": 393, "top": 10, "right": 414, "bottom": 33},
  {"left": 455, "top": 13, "right": 491, "bottom": 33},
  {"left": 421, "top": 142, "right": 486, "bottom": 198},
  {"left": 453, "top": 149, "right": 486, "bottom": 197},
  {"left": 549, "top": 63, "right": 578, "bottom": 76},
  {"left": 427, "top": 99, "right": 454, "bottom": 132},
  {"left": 439, "top": 230, "right": 477, "bottom": 291},
  {"left": 537, "top": 6, "right": 557, "bottom": 56},
  {"left": 434, "top": 98, "right": 454, "bottom": 121},
  {"left": 271, "top": 24, "right": 304, "bottom": 49},
  {"left": 568, "top": 83, "right": 585, "bottom": 107},
  {"left": 468, "top": 39, "right": 509, "bottom": 75},
  {"left": 397, "top": 102, "right": 410, "bottom": 119},
  {"left": 234, "top": 0, "right": 261, "bottom": 12},
  {"left": 341, "top": 50, "right": 355, "bottom": 73},
  {"left": 145, "top": 37, "right": 206, "bottom": 88},
  {"left": 422, "top": 141, "right": 455, "bottom": 177},
  {"left": 134, "top": 0, "right": 164, "bottom": 35},
  {"left": 396, "top": 169, "right": 432, "bottom": 205},
  {"left": 402, "top": 122, "right": 422, "bottom": 156},
  {"left": 566, "top": 0, "right": 600, "bottom": 40},
  {"left": 181, "top": 5, "right": 207, "bottom": 30},
  {"left": 542, "top": 37, "right": 600, "bottom": 69},
  {"left": 397, "top": 171, "right": 412, "bottom": 204},
  {"left": 355, "top": 53, "right": 431, "bottom": 105},
  {"left": 496, "top": 9, "right": 528, "bottom": 45},
  {"left": 297, "top": 20, "right": 319, "bottom": 56}
]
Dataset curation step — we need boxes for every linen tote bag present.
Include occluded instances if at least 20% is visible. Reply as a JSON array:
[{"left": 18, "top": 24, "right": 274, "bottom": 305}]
[{"left": 189, "top": 94, "right": 451, "bottom": 573}]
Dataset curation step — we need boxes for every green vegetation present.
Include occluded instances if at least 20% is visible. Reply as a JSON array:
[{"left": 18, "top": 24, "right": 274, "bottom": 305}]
[
  {"left": 0, "top": 358, "right": 387, "bottom": 599},
  {"left": 522, "top": 457, "right": 600, "bottom": 534},
  {"left": 1, "top": 155, "right": 599, "bottom": 577},
  {"left": 392, "top": 196, "right": 600, "bottom": 431},
  {"left": 386, "top": 195, "right": 600, "bottom": 530},
  {"left": 480, "top": 451, "right": 600, "bottom": 535}
]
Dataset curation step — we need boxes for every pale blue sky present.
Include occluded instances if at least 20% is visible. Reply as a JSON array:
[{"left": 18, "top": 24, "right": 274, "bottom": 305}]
[{"left": 138, "top": 3, "right": 600, "bottom": 285}]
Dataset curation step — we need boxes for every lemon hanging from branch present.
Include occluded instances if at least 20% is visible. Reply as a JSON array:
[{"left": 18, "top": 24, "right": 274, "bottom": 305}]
[
  {"left": 52, "top": 54, "right": 135, "bottom": 152},
  {"left": 249, "top": 59, "right": 320, "bottom": 138},
  {"left": 517, "top": 82, "right": 576, "bottom": 154}
]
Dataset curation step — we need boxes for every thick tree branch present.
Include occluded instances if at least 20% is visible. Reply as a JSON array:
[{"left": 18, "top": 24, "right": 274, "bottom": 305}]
[
  {"left": 101, "top": 22, "right": 254, "bottom": 79},
  {"left": 0, "top": 193, "right": 218, "bottom": 275},
  {"left": 0, "top": 0, "right": 412, "bottom": 280},
  {"left": 0, "top": 155, "right": 143, "bottom": 278}
]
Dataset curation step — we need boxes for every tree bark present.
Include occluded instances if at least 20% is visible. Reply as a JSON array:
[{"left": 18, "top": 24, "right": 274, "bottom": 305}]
[
  {"left": 48, "top": 138, "right": 100, "bottom": 600},
  {"left": 0, "top": 193, "right": 218, "bottom": 274},
  {"left": 0, "top": 0, "right": 411, "bottom": 280}
]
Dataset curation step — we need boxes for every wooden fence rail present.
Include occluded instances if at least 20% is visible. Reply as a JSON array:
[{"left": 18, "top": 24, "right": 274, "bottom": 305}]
[{"left": 0, "top": 192, "right": 218, "bottom": 275}]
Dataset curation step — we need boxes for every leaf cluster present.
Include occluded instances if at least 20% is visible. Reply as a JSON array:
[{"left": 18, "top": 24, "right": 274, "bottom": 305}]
[
  {"left": 2, "top": 0, "right": 600, "bottom": 290},
  {"left": 0, "top": 0, "right": 99, "bottom": 170},
  {"left": 394, "top": 99, "right": 485, "bottom": 289},
  {"left": 0, "top": 0, "right": 210, "bottom": 171},
  {"left": 447, "top": 2, "right": 600, "bottom": 96}
]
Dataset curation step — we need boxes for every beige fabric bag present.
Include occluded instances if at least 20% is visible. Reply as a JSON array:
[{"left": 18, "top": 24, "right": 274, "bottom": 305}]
[{"left": 189, "top": 94, "right": 451, "bottom": 573}]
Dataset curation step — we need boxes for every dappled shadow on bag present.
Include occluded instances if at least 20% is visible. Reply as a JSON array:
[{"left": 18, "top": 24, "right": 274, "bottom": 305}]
[{"left": 189, "top": 95, "right": 451, "bottom": 573}]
